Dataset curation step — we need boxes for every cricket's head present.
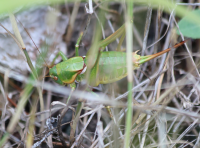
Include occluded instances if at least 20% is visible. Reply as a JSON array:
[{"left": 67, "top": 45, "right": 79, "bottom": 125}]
[{"left": 49, "top": 66, "right": 65, "bottom": 85}]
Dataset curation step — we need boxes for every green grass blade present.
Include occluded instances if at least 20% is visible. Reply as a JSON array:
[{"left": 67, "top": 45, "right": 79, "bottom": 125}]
[{"left": 124, "top": 1, "right": 134, "bottom": 148}]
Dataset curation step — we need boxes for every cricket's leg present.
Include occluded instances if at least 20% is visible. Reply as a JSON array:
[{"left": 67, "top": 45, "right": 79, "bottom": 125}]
[
  {"left": 75, "top": 32, "right": 83, "bottom": 56},
  {"left": 99, "top": 24, "right": 125, "bottom": 50},
  {"left": 50, "top": 51, "right": 68, "bottom": 67}
]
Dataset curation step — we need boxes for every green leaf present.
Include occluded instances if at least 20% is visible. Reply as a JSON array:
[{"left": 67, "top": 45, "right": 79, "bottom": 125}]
[{"left": 177, "top": 9, "right": 200, "bottom": 39}]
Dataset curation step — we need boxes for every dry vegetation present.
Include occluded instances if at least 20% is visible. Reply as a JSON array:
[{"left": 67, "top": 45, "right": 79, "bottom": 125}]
[{"left": 0, "top": 1, "right": 200, "bottom": 148}]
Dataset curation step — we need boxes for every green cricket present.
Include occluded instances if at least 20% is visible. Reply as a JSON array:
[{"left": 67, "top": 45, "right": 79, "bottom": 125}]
[{"left": 49, "top": 24, "right": 187, "bottom": 87}]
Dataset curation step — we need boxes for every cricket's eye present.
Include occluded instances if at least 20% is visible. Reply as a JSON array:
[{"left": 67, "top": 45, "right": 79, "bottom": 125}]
[{"left": 53, "top": 76, "right": 58, "bottom": 81}]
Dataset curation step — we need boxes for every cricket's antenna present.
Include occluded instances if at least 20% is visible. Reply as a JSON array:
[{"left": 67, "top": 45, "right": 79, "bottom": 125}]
[{"left": 16, "top": 17, "right": 50, "bottom": 69}]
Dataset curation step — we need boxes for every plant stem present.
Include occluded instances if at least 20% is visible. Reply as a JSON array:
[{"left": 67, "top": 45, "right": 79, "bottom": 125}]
[{"left": 124, "top": 0, "right": 134, "bottom": 148}]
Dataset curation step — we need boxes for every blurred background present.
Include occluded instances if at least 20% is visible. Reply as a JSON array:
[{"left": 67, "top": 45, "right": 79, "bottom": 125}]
[{"left": 0, "top": 0, "right": 200, "bottom": 148}]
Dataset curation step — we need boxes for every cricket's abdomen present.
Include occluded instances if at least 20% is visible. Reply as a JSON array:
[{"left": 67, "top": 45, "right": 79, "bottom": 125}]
[{"left": 98, "top": 51, "right": 128, "bottom": 84}]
